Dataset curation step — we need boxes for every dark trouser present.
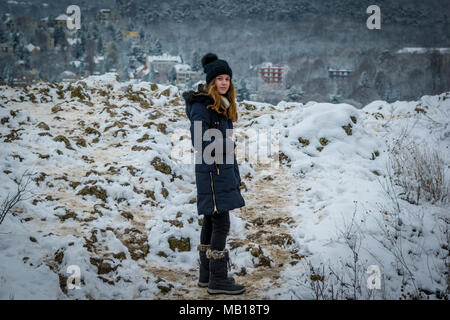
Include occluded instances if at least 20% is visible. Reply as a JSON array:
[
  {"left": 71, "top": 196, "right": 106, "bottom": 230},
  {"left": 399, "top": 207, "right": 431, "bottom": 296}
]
[{"left": 200, "top": 211, "right": 230, "bottom": 250}]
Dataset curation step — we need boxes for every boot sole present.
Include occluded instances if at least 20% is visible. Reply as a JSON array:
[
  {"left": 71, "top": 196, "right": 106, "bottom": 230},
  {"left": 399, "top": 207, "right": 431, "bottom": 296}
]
[
  {"left": 207, "top": 288, "right": 245, "bottom": 295},
  {"left": 198, "top": 279, "right": 235, "bottom": 287}
]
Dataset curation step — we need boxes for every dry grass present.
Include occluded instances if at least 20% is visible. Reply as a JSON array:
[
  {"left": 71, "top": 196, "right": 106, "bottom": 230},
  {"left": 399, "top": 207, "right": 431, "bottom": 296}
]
[{"left": 387, "top": 126, "right": 449, "bottom": 205}]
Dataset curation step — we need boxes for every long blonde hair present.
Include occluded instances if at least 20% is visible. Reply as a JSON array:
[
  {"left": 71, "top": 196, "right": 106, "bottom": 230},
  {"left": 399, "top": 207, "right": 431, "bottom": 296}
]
[{"left": 206, "top": 79, "right": 238, "bottom": 122}]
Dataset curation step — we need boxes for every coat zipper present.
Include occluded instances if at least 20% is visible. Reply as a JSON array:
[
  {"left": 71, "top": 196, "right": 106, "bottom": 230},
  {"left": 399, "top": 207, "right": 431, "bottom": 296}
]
[
  {"left": 209, "top": 171, "right": 218, "bottom": 214},
  {"left": 213, "top": 119, "right": 220, "bottom": 176},
  {"left": 215, "top": 163, "right": 220, "bottom": 175}
]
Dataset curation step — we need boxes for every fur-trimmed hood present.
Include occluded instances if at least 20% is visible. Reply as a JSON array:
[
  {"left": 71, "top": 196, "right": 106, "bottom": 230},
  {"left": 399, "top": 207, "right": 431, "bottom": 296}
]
[{"left": 182, "top": 83, "right": 214, "bottom": 120}]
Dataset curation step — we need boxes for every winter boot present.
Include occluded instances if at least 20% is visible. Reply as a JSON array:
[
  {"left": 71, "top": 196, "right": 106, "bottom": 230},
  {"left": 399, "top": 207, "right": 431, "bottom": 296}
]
[
  {"left": 207, "top": 248, "right": 245, "bottom": 295},
  {"left": 197, "top": 244, "right": 235, "bottom": 287}
]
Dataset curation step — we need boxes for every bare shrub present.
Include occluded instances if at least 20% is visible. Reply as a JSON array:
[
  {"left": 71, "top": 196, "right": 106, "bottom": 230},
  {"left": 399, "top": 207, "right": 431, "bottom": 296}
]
[
  {"left": 373, "top": 161, "right": 443, "bottom": 299},
  {"left": 298, "top": 204, "right": 382, "bottom": 300},
  {"left": 0, "top": 171, "right": 34, "bottom": 225},
  {"left": 387, "top": 125, "right": 449, "bottom": 205}
]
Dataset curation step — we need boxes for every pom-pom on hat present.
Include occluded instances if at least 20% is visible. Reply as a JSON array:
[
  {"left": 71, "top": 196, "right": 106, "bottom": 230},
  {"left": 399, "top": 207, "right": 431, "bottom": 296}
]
[{"left": 201, "top": 53, "right": 233, "bottom": 85}]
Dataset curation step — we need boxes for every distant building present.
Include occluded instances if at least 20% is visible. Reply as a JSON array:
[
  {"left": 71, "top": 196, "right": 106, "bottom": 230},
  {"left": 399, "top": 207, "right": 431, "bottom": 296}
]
[
  {"left": 122, "top": 30, "right": 140, "bottom": 44},
  {"left": 47, "top": 36, "right": 55, "bottom": 49},
  {"left": 146, "top": 53, "right": 183, "bottom": 84},
  {"left": 40, "top": 17, "right": 49, "bottom": 28},
  {"left": 5, "top": 16, "right": 16, "bottom": 32},
  {"left": 12, "top": 69, "right": 39, "bottom": 86},
  {"left": 146, "top": 53, "right": 182, "bottom": 69},
  {"left": 25, "top": 43, "right": 40, "bottom": 55},
  {"left": 55, "top": 14, "right": 71, "bottom": 28},
  {"left": 173, "top": 64, "right": 200, "bottom": 85},
  {"left": 258, "top": 63, "right": 284, "bottom": 85},
  {"left": 98, "top": 8, "right": 119, "bottom": 23},
  {"left": 99, "top": 9, "right": 111, "bottom": 22},
  {"left": 0, "top": 43, "right": 14, "bottom": 54},
  {"left": 16, "top": 17, "right": 37, "bottom": 30},
  {"left": 328, "top": 68, "right": 352, "bottom": 78}
]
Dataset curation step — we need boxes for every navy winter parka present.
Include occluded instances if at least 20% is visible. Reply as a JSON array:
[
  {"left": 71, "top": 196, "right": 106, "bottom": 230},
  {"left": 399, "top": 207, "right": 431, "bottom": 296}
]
[{"left": 182, "top": 83, "right": 245, "bottom": 215}]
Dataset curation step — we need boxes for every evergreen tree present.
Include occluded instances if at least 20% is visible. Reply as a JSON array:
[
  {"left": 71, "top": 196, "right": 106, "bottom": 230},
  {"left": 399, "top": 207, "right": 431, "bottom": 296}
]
[
  {"left": 237, "top": 79, "right": 250, "bottom": 101},
  {"left": 168, "top": 66, "right": 177, "bottom": 84},
  {"left": 106, "top": 42, "right": 118, "bottom": 71},
  {"left": 151, "top": 39, "right": 162, "bottom": 55},
  {"left": 14, "top": 44, "right": 26, "bottom": 60},
  {"left": 191, "top": 51, "right": 201, "bottom": 71},
  {"left": 107, "top": 24, "right": 116, "bottom": 40},
  {"left": 287, "top": 86, "right": 304, "bottom": 102},
  {"left": 0, "top": 24, "right": 8, "bottom": 43},
  {"left": 136, "top": 46, "right": 147, "bottom": 65},
  {"left": 53, "top": 25, "right": 66, "bottom": 47},
  {"left": 97, "top": 36, "right": 104, "bottom": 55},
  {"left": 359, "top": 71, "right": 370, "bottom": 88},
  {"left": 74, "top": 33, "right": 85, "bottom": 59},
  {"left": 115, "top": 29, "right": 123, "bottom": 41},
  {"left": 12, "top": 32, "right": 21, "bottom": 51}
]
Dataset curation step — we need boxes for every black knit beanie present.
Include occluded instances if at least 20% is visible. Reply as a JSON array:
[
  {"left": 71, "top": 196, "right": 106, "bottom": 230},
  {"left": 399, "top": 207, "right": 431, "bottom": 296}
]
[{"left": 201, "top": 53, "right": 233, "bottom": 85}]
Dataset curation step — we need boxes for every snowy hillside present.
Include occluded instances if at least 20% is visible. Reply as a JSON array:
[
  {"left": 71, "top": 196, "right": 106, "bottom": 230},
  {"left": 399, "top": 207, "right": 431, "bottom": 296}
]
[{"left": 0, "top": 73, "right": 449, "bottom": 300}]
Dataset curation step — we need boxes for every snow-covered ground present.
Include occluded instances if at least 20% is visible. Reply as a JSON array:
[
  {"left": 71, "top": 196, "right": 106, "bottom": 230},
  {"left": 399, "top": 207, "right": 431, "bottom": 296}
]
[{"left": 0, "top": 73, "right": 448, "bottom": 299}]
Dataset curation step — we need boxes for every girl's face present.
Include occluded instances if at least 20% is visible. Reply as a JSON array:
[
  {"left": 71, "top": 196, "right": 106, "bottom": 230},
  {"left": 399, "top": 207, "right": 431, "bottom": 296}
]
[{"left": 215, "top": 74, "right": 230, "bottom": 95}]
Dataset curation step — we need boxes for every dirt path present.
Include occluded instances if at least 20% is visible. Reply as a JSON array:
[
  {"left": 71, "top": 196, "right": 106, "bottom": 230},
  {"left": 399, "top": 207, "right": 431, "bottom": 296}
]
[{"left": 148, "top": 160, "right": 303, "bottom": 299}]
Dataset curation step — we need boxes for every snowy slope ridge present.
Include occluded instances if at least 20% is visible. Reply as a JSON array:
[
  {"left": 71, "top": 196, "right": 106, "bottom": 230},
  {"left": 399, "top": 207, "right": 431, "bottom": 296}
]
[{"left": 0, "top": 73, "right": 448, "bottom": 300}]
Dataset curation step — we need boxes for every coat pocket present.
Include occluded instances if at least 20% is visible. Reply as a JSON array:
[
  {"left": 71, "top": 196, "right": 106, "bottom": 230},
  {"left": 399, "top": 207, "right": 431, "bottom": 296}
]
[
  {"left": 195, "top": 171, "right": 213, "bottom": 195},
  {"left": 213, "top": 165, "right": 238, "bottom": 194}
]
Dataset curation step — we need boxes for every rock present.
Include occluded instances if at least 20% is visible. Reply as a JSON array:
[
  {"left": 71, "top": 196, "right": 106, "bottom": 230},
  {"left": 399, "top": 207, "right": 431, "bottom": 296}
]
[
  {"left": 157, "top": 123, "right": 167, "bottom": 134},
  {"left": 54, "top": 250, "right": 64, "bottom": 264},
  {"left": 75, "top": 137, "right": 87, "bottom": 147},
  {"left": 242, "top": 102, "right": 256, "bottom": 110},
  {"left": 151, "top": 157, "right": 172, "bottom": 175},
  {"left": 53, "top": 135, "right": 74, "bottom": 150},
  {"left": 112, "top": 252, "right": 126, "bottom": 260},
  {"left": 279, "top": 152, "right": 291, "bottom": 164},
  {"left": 76, "top": 185, "right": 107, "bottom": 202},
  {"left": 168, "top": 236, "right": 190, "bottom": 252},
  {"left": 90, "top": 257, "right": 118, "bottom": 275},
  {"left": 120, "top": 211, "right": 133, "bottom": 220},
  {"left": 161, "top": 187, "right": 169, "bottom": 198},
  {"left": 144, "top": 189, "right": 156, "bottom": 200},
  {"left": 70, "top": 85, "right": 89, "bottom": 101},
  {"left": 85, "top": 127, "right": 101, "bottom": 136},
  {"left": 160, "top": 88, "right": 171, "bottom": 97},
  {"left": 319, "top": 137, "right": 329, "bottom": 146},
  {"left": 137, "top": 134, "right": 150, "bottom": 143},
  {"left": 56, "top": 209, "right": 78, "bottom": 222},
  {"left": 251, "top": 217, "right": 264, "bottom": 226},
  {"left": 165, "top": 219, "right": 183, "bottom": 228},
  {"left": 157, "top": 283, "right": 174, "bottom": 294},
  {"left": 298, "top": 137, "right": 310, "bottom": 147},
  {"left": 51, "top": 105, "right": 62, "bottom": 113},
  {"left": 114, "top": 228, "right": 149, "bottom": 260},
  {"left": 37, "top": 122, "right": 50, "bottom": 130},
  {"left": 342, "top": 123, "right": 352, "bottom": 136},
  {"left": 248, "top": 245, "right": 271, "bottom": 267},
  {"left": 266, "top": 233, "right": 295, "bottom": 247}
]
